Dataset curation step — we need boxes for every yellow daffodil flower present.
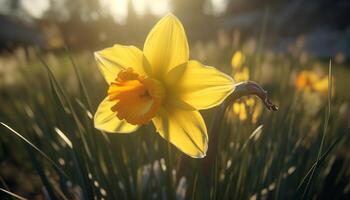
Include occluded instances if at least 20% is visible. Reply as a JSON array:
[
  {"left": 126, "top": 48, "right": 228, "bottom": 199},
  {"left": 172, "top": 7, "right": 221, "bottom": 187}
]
[{"left": 93, "top": 14, "right": 235, "bottom": 158}]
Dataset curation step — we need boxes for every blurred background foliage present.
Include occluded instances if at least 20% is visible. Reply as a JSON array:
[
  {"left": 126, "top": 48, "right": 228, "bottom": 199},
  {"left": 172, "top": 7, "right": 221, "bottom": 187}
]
[
  {"left": 0, "top": 0, "right": 350, "bottom": 199},
  {"left": 0, "top": 0, "right": 349, "bottom": 57}
]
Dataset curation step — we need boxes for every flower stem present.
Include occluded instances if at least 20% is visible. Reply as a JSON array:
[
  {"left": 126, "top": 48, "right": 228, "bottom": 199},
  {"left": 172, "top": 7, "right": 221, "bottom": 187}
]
[{"left": 204, "top": 81, "right": 278, "bottom": 195}]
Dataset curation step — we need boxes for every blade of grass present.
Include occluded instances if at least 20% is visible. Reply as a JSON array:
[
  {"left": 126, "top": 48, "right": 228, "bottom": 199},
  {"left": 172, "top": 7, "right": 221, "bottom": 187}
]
[
  {"left": 300, "top": 60, "right": 332, "bottom": 199},
  {"left": 240, "top": 125, "right": 263, "bottom": 152},
  {"left": 191, "top": 173, "right": 198, "bottom": 200},
  {"left": 0, "top": 122, "right": 68, "bottom": 179},
  {"left": 0, "top": 188, "right": 27, "bottom": 200},
  {"left": 1, "top": 123, "right": 59, "bottom": 200},
  {"left": 0, "top": 176, "right": 11, "bottom": 193},
  {"left": 48, "top": 78, "right": 93, "bottom": 199},
  {"left": 25, "top": 145, "right": 58, "bottom": 200},
  {"left": 39, "top": 55, "right": 94, "bottom": 198},
  {"left": 275, "top": 113, "right": 295, "bottom": 200},
  {"left": 296, "top": 126, "right": 349, "bottom": 194},
  {"left": 0, "top": 176, "right": 14, "bottom": 200},
  {"left": 54, "top": 127, "right": 73, "bottom": 149},
  {"left": 75, "top": 98, "right": 93, "bottom": 120},
  {"left": 64, "top": 46, "right": 93, "bottom": 112}
]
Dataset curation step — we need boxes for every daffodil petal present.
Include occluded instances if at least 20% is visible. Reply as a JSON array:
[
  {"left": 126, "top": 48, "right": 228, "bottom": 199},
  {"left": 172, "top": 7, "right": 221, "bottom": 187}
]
[
  {"left": 152, "top": 107, "right": 208, "bottom": 158},
  {"left": 95, "top": 44, "right": 151, "bottom": 84},
  {"left": 94, "top": 97, "right": 138, "bottom": 133},
  {"left": 143, "top": 14, "right": 189, "bottom": 78},
  {"left": 166, "top": 60, "right": 235, "bottom": 110}
]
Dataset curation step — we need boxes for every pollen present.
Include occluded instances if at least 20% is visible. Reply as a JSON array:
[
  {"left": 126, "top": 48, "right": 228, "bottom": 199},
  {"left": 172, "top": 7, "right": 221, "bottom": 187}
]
[{"left": 108, "top": 68, "right": 165, "bottom": 125}]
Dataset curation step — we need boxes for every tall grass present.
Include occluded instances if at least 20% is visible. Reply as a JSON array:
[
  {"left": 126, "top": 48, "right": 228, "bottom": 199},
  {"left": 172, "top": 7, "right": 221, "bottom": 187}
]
[{"left": 0, "top": 45, "right": 349, "bottom": 199}]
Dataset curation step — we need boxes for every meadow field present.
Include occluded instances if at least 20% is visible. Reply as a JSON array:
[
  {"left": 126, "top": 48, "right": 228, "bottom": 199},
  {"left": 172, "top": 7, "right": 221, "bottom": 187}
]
[{"left": 0, "top": 30, "right": 349, "bottom": 200}]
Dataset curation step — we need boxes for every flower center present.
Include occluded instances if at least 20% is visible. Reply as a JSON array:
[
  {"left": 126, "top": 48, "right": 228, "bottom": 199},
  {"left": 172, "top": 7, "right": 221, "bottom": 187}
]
[{"left": 108, "top": 68, "right": 165, "bottom": 125}]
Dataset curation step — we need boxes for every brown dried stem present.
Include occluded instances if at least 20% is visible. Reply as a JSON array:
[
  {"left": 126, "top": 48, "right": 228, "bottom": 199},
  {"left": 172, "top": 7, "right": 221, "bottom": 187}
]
[
  {"left": 224, "top": 81, "right": 278, "bottom": 111},
  {"left": 203, "top": 81, "right": 278, "bottom": 193}
]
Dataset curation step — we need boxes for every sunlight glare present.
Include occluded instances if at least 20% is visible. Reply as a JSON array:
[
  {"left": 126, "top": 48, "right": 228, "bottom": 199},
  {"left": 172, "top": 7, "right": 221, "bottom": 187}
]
[
  {"left": 132, "top": 0, "right": 170, "bottom": 16},
  {"left": 101, "top": 0, "right": 170, "bottom": 23},
  {"left": 21, "top": 0, "right": 49, "bottom": 18},
  {"left": 100, "top": 0, "right": 128, "bottom": 24},
  {"left": 211, "top": 0, "right": 228, "bottom": 15},
  {"left": 146, "top": 0, "right": 170, "bottom": 16},
  {"left": 132, "top": 0, "right": 147, "bottom": 15}
]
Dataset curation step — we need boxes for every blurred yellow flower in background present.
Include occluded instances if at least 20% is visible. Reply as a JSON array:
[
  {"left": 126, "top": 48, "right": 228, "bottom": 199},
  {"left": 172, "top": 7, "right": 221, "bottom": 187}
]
[
  {"left": 93, "top": 14, "right": 235, "bottom": 158},
  {"left": 228, "top": 51, "right": 262, "bottom": 124},
  {"left": 294, "top": 69, "right": 330, "bottom": 95},
  {"left": 233, "top": 67, "right": 250, "bottom": 82},
  {"left": 294, "top": 68, "right": 334, "bottom": 117},
  {"left": 231, "top": 51, "right": 249, "bottom": 82},
  {"left": 233, "top": 102, "right": 247, "bottom": 121},
  {"left": 231, "top": 51, "right": 246, "bottom": 70}
]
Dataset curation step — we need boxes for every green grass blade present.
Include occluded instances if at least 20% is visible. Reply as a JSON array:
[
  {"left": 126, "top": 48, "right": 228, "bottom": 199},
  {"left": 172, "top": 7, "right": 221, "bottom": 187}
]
[
  {"left": 296, "top": 126, "right": 349, "bottom": 194},
  {"left": 1, "top": 124, "right": 59, "bottom": 200},
  {"left": 64, "top": 46, "right": 93, "bottom": 111},
  {"left": 0, "top": 122, "right": 68, "bottom": 179},
  {"left": 240, "top": 125, "right": 263, "bottom": 152},
  {"left": 24, "top": 145, "right": 58, "bottom": 200},
  {"left": 191, "top": 173, "right": 198, "bottom": 200},
  {"left": 0, "top": 176, "right": 14, "bottom": 200},
  {"left": 0, "top": 188, "right": 27, "bottom": 200},
  {"left": 300, "top": 60, "right": 333, "bottom": 199}
]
